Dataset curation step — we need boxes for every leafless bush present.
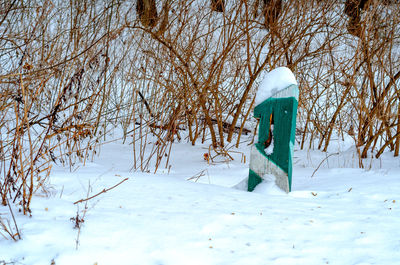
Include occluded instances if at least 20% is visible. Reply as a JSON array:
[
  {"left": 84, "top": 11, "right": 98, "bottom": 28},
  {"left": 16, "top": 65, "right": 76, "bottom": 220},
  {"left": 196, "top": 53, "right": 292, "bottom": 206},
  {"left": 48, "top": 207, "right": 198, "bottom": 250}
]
[
  {"left": 0, "top": 1, "right": 133, "bottom": 213},
  {"left": 296, "top": 0, "right": 400, "bottom": 163}
]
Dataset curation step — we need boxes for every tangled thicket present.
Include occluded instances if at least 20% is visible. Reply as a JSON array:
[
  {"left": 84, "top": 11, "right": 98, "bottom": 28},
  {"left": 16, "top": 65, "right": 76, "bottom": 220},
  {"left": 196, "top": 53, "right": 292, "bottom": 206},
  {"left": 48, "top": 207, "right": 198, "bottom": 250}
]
[{"left": 0, "top": 0, "right": 399, "bottom": 214}]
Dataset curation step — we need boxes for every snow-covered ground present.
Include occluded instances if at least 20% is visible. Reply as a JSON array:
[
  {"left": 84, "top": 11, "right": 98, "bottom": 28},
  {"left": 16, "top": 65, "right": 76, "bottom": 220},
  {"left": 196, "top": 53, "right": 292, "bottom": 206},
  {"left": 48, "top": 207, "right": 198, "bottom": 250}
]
[{"left": 1, "top": 136, "right": 400, "bottom": 265}]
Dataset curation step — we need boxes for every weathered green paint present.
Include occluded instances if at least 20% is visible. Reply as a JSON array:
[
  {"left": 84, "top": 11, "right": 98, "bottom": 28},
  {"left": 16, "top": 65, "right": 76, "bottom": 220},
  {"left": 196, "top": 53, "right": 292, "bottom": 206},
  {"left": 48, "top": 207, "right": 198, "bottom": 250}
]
[
  {"left": 248, "top": 169, "right": 263, "bottom": 192},
  {"left": 248, "top": 84, "right": 298, "bottom": 192},
  {"left": 254, "top": 97, "right": 298, "bottom": 190}
]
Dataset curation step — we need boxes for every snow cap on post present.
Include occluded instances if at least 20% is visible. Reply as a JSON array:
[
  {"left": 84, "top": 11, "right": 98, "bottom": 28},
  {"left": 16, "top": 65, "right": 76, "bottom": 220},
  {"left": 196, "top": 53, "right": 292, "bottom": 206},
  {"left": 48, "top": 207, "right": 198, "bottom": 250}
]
[{"left": 255, "top": 67, "right": 298, "bottom": 106}]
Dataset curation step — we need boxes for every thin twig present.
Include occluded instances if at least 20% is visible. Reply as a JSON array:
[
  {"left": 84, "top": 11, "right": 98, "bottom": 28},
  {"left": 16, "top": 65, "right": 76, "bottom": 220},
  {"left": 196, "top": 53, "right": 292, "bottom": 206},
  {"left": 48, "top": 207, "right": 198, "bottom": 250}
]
[
  {"left": 311, "top": 153, "right": 339, "bottom": 178},
  {"left": 73, "top": 178, "right": 129, "bottom": 205},
  {"left": 75, "top": 181, "right": 91, "bottom": 250},
  {"left": 6, "top": 197, "right": 21, "bottom": 240}
]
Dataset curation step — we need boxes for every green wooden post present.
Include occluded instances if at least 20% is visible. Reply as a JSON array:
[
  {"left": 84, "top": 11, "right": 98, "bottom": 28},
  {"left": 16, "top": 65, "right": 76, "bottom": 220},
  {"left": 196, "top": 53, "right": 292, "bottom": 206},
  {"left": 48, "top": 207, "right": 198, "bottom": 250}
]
[{"left": 248, "top": 84, "right": 299, "bottom": 193}]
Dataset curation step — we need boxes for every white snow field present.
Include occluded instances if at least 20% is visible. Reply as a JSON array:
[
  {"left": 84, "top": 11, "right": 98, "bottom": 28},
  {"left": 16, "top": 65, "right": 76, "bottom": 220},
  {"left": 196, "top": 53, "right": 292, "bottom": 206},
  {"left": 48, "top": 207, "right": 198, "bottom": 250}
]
[{"left": 1, "top": 136, "right": 400, "bottom": 265}]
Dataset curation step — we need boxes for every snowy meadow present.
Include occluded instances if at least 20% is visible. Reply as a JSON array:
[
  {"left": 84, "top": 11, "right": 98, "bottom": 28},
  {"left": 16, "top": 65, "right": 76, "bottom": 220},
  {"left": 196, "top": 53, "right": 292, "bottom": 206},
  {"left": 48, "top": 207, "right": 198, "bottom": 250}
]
[
  {"left": 1, "top": 0, "right": 400, "bottom": 264},
  {"left": 1, "top": 135, "right": 400, "bottom": 265}
]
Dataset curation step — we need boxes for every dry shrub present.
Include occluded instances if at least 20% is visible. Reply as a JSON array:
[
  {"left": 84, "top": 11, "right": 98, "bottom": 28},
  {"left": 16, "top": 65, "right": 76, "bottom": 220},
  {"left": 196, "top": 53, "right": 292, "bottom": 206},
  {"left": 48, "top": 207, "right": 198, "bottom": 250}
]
[
  {"left": 0, "top": 1, "right": 131, "bottom": 214},
  {"left": 296, "top": 0, "right": 400, "bottom": 163}
]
